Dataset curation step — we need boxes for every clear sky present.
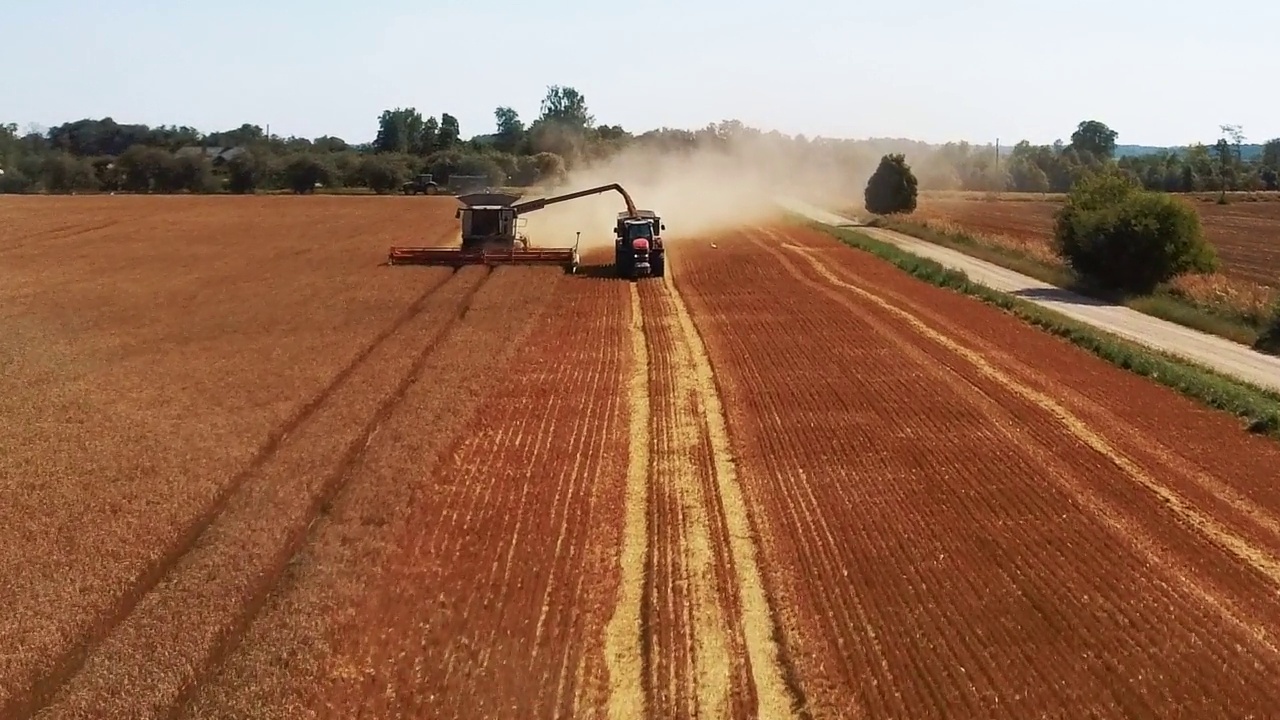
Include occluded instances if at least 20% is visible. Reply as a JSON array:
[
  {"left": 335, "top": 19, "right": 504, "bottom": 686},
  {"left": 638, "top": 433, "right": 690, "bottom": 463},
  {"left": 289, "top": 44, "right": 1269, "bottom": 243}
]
[{"left": 4, "top": 0, "right": 1276, "bottom": 147}]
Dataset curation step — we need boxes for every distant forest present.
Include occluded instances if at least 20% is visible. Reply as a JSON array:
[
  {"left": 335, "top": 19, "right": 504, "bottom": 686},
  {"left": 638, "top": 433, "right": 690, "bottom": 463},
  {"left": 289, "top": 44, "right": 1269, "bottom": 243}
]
[
  {"left": 2, "top": 85, "right": 1276, "bottom": 195},
  {"left": 1117, "top": 144, "right": 1266, "bottom": 161}
]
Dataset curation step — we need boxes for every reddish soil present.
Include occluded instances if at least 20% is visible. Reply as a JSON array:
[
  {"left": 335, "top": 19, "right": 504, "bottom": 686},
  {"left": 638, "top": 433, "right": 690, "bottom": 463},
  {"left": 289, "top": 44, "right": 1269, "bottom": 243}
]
[
  {"left": 179, "top": 264, "right": 598, "bottom": 719},
  {"left": 314, "top": 266, "right": 627, "bottom": 718},
  {"left": 675, "top": 222, "right": 1280, "bottom": 718},
  {"left": 8, "top": 196, "right": 1280, "bottom": 719},
  {"left": 921, "top": 197, "right": 1280, "bottom": 286},
  {"left": 636, "top": 279, "right": 759, "bottom": 718},
  {"left": 0, "top": 195, "right": 464, "bottom": 719}
]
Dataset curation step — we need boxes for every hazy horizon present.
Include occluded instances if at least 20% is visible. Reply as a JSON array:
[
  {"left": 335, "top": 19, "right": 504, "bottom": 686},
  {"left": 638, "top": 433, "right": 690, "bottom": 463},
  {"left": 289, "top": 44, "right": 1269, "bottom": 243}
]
[{"left": 5, "top": 0, "right": 1277, "bottom": 149}]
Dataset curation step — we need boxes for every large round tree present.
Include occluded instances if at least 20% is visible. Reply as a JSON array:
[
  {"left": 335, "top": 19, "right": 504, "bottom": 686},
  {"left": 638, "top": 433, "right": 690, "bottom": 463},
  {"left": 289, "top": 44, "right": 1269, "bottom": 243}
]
[{"left": 864, "top": 153, "right": 918, "bottom": 215}]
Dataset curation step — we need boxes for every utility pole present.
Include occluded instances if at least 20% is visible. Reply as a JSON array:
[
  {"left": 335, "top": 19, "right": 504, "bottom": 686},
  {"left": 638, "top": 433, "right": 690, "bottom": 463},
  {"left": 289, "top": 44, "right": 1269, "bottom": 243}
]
[{"left": 995, "top": 138, "right": 1001, "bottom": 194}]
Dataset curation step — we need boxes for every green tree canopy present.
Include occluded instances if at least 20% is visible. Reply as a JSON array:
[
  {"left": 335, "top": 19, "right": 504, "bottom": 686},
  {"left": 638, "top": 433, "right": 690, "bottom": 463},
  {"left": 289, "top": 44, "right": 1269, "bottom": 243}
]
[
  {"left": 864, "top": 153, "right": 918, "bottom": 215},
  {"left": 537, "top": 85, "right": 593, "bottom": 129},
  {"left": 374, "top": 108, "right": 425, "bottom": 154},
  {"left": 1053, "top": 170, "right": 1216, "bottom": 293},
  {"left": 493, "top": 106, "right": 525, "bottom": 153},
  {"left": 438, "top": 113, "right": 460, "bottom": 149},
  {"left": 1070, "top": 120, "right": 1119, "bottom": 160}
]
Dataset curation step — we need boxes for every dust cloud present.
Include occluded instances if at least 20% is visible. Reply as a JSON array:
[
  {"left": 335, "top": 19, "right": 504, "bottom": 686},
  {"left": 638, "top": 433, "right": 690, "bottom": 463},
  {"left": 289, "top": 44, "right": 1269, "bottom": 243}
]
[{"left": 516, "top": 135, "right": 874, "bottom": 252}]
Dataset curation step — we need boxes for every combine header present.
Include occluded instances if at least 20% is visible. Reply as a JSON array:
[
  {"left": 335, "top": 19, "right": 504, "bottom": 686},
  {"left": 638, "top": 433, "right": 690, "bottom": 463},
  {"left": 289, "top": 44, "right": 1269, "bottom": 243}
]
[{"left": 388, "top": 183, "right": 647, "bottom": 274}]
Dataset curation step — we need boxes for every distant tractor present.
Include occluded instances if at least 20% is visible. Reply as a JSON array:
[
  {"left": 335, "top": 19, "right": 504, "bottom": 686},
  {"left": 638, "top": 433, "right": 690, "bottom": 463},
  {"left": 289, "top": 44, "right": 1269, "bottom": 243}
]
[
  {"left": 401, "top": 174, "right": 439, "bottom": 195},
  {"left": 614, "top": 210, "right": 665, "bottom": 279}
]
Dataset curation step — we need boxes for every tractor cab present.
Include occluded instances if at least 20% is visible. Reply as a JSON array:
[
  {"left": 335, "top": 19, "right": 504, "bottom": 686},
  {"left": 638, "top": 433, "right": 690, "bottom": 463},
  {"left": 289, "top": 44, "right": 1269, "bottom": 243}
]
[
  {"left": 622, "top": 218, "right": 654, "bottom": 244},
  {"left": 614, "top": 211, "right": 666, "bottom": 279}
]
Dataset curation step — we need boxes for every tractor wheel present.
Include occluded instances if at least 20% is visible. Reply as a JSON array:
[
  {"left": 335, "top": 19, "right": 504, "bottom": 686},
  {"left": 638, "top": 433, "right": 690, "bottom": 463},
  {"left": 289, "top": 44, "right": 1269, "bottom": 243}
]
[{"left": 650, "top": 252, "right": 666, "bottom": 278}]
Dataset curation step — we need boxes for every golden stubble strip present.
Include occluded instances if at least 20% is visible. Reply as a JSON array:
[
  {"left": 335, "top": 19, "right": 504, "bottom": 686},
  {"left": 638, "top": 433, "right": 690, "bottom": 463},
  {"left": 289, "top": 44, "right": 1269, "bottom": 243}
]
[
  {"left": 657, "top": 285, "right": 732, "bottom": 717},
  {"left": 603, "top": 284, "right": 649, "bottom": 720},
  {"left": 662, "top": 267, "right": 797, "bottom": 719},
  {"left": 782, "top": 243, "right": 1280, "bottom": 592}
]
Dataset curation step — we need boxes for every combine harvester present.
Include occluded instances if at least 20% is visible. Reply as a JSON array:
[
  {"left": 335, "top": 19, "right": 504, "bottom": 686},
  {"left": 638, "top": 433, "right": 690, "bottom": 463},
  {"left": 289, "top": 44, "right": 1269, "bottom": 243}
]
[{"left": 387, "top": 183, "right": 665, "bottom": 279}]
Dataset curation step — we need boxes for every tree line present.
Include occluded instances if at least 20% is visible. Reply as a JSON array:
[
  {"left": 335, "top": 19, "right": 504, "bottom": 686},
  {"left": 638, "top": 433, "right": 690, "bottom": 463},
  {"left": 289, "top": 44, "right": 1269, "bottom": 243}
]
[
  {"left": 862, "top": 142, "right": 1280, "bottom": 351},
  {"left": 921, "top": 121, "right": 1279, "bottom": 194},
  {"left": 1, "top": 84, "right": 1276, "bottom": 196}
]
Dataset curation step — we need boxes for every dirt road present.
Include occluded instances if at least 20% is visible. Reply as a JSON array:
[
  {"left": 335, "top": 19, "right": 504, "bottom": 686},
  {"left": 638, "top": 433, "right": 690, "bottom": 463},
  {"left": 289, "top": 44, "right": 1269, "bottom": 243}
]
[{"left": 777, "top": 198, "right": 1280, "bottom": 394}]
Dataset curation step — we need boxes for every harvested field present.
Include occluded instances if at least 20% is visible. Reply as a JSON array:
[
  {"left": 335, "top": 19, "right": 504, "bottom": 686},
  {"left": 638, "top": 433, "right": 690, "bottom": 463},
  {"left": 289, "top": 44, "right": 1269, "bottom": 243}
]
[
  {"left": 183, "top": 263, "right": 588, "bottom": 719},
  {"left": 677, "top": 223, "right": 1280, "bottom": 717},
  {"left": 0, "top": 195, "right": 469, "bottom": 717},
  {"left": 6, "top": 196, "right": 1280, "bottom": 718},
  {"left": 917, "top": 196, "right": 1280, "bottom": 288}
]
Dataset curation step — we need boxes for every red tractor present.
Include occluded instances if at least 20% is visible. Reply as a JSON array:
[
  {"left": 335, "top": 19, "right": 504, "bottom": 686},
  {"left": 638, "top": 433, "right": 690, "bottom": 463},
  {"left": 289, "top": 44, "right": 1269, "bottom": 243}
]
[{"left": 614, "top": 210, "right": 665, "bottom": 279}]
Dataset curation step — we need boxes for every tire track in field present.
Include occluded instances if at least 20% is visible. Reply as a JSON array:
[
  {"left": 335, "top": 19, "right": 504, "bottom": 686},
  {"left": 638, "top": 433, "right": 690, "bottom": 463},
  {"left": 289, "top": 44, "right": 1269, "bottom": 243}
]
[
  {"left": 603, "top": 284, "right": 649, "bottom": 720},
  {"left": 434, "top": 270, "right": 603, "bottom": 711},
  {"left": 743, "top": 235, "right": 1064, "bottom": 715},
  {"left": 685, "top": 231, "right": 1280, "bottom": 715},
  {"left": 777, "top": 236, "right": 1280, "bottom": 587},
  {"left": 28, "top": 266, "right": 494, "bottom": 720},
  {"left": 775, "top": 236, "right": 1280, "bottom": 651},
  {"left": 754, "top": 232, "right": 1271, "bottom": 711},
  {"left": 788, "top": 231, "right": 1280, "bottom": 568},
  {"left": 641, "top": 274, "right": 725, "bottom": 718},
  {"left": 5, "top": 264, "right": 460, "bottom": 720},
  {"left": 0, "top": 219, "right": 130, "bottom": 254},
  {"left": 295, "top": 267, "right": 625, "bottom": 718},
  {"left": 637, "top": 264, "right": 798, "bottom": 719}
]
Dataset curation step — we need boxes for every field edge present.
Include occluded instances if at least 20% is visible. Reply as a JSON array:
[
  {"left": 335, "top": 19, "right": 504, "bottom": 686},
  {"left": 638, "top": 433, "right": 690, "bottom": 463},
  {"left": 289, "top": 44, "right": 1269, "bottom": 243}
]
[
  {"left": 867, "top": 215, "right": 1272, "bottom": 350},
  {"left": 796, "top": 217, "right": 1280, "bottom": 440}
]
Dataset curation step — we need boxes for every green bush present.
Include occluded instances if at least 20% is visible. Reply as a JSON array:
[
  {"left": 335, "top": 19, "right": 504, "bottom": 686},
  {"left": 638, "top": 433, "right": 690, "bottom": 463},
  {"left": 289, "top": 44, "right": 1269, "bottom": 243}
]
[
  {"left": 1258, "top": 300, "right": 1280, "bottom": 354},
  {"left": 280, "top": 153, "right": 334, "bottom": 194},
  {"left": 1054, "top": 170, "right": 1217, "bottom": 293},
  {"left": 529, "top": 152, "right": 566, "bottom": 186},
  {"left": 1262, "top": 168, "right": 1279, "bottom": 191},
  {"left": 0, "top": 166, "right": 34, "bottom": 193},
  {"left": 226, "top": 150, "right": 267, "bottom": 194},
  {"left": 90, "top": 156, "right": 120, "bottom": 192},
  {"left": 41, "top": 153, "right": 100, "bottom": 192},
  {"left": 511, "top": 152, "right": 566, "bottom": 186},
  {"left": 116, "top": 145, "right": 175, "bottom": 192},
  {"left": 422, "top": 150, "right": 506, "bottom": 186},
  {"left": 483, "top": 151, "right": 519, "bottom": 182},
  {"left": 168, "top": 153, "right": 216, "bottom": 193},
  {"left": 356, "top": 155, "right": 407, "bottom": 193},
  {"left": 330, "top": 151, "right": 365, "bottom": 188},
  {"left": 864, "top": 153, "right": 918, "bottom": 215}
]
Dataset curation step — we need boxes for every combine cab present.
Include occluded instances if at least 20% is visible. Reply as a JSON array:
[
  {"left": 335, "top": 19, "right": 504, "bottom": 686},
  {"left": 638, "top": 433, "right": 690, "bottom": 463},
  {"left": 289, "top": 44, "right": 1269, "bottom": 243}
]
[{"left": 615, "top": 210, "right": 665, "bottom": 279}]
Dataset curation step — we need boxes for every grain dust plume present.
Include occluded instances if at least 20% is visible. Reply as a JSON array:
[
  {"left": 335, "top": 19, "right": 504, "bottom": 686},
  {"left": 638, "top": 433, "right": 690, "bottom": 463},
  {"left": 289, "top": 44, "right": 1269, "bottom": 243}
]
[{"left": 520, "top": 132, "right": 872, "bottom": 250}]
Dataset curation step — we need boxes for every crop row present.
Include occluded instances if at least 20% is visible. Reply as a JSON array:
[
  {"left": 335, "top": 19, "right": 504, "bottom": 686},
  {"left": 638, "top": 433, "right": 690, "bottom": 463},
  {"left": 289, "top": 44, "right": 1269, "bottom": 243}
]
[{"left": 673, "top": 223, "right": 1280, "bottom": 718}]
